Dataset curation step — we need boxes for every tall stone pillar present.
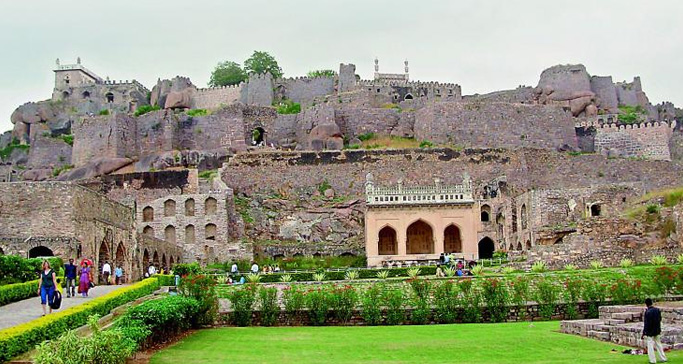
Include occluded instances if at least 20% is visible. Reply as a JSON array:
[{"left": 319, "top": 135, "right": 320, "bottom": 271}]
[{"left": 397, "top": 228, "right": 407, "bottom": 256}]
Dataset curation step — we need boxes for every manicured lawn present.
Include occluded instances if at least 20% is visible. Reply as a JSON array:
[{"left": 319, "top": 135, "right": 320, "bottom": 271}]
[{"left": 150, "top": 321, "right": 682, "bottom": 364}]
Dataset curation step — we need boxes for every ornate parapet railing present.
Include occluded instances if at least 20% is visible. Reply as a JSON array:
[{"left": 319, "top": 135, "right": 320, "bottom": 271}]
[{"left": 365, "top": 173, "right": 474, "bottom": 206}]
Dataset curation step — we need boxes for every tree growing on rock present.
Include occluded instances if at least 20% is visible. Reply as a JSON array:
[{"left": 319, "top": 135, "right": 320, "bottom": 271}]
[
  {"left": 208, "top": 61, "right": 247, "bottom": 87},
  {"left": 244, "top": 51, "right": 283, "bottom": 79}
]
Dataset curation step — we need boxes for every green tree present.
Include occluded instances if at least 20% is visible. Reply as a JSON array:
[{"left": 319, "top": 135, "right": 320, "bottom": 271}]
[
  {"left": 244, "top": 51, "right": 283, "bottom": 79},
  {"left": 307, "top": 69, "right": 336, "bottom": 78},
  {"left": 209, "top": 60, "right": 247, "bottom": 87}
]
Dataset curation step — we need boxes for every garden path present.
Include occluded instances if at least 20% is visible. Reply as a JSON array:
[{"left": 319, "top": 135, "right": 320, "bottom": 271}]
[{"left": 0, "top": 284, "right": 127, "bottom": 330}]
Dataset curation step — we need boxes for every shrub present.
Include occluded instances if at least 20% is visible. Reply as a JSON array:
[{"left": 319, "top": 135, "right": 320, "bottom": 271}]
[
  {"left": 0, "top": 138, "right": 30, "bottom": 161},
  {"left": 276, "top": 100, "right": 301, "bottom": 114},
  {"left": 563, "top": 264, "right": 578, "bottom": 271},
  {"left": 178, "top": 274, "right": 218, "bottom": 326},
  {"left": 187, "top": 108, "right": 209, "bottom": 117},
  {"left": 611, "top": 279, "right": 644, "bottom": 304},
  {"left": 198, "top": 169, "right": 218, "bottom": 180},
  {"left": 357, "top": 132, "right": 376, "bottom": 141},
  {"left": 458, "top": 279, "right": 481, "bottom": 323},
  {"left": 501, "top": 266, "right": 516, "bottom": 275},
  {"left": 246, "top": 273, "right": 262, "bottom": 283},
  {"left": 481, "top": 278, "right": 509, "bottom": 323},
  {"left": 59, "top": 134, "right": 74, "bottom": 146},
  {"left": 226, "top": 285, "right": 256, "bottom": 326},
  {"left": 173, "top": 263, "right": 202, "bottom": 276},
  {"left": 0, "top": 280, "right": 39, "bottom": 306},
  {"left": 407, "top": 267, "right": 421, "bottom": 279},
  {"left": 259, "top": 286, "right": 279, "bottom": 326},
  {"left": 509, "top": 277, "right": 530, "bottom": 320},
  {"left": 307, "top": 69, "right": 336, "bottom": 78},
  {"left": 0, "top": 255, "right": 63, "bottom": 285},
  {"left": 408, "top": 278, "right": 431, "bottom": 301},
  {"left": 677, "top": 253, "right": 683, "bottom": 265},
  {"left": 581, "top": 281, "right": 608, "bottom": 318},
  {"left": 531, "top": 261, "right": 547, "bottom": 273},
  {"left": 118, "top": 295, "right": 200, "bottom": 345},
  {"left": 419, "top": 140, "right": 434, "bottom": 148},
  {"left": 444, "top": 266, "right": 456, "bottom": 277},
  {"left": 619, "top": 259, "right": 635, "bottom": 268},
  {"left": 305, "top": 288, "right": 331, "bottom": 326},
  {"left": 344, "top": 270, "right": 359, "bottom": 280},
  {"left": 35, "top": 315, "right": 136, "bottom": 364},
  {"left": 134, "top": 104, "right": 161, "bottom": 116},
  {"left": 360, "top": 285, "right": 383, "bottom": 325},
  {"left": 330, "top": 285, "right": 358, "bottom": 323},
  {"left": 471, "top": 265, "right": 484, "bottom": 275},
  {"left": 0, "top": 277, "right": 161, "bottom": 362},
  {"left": 383, "top": 289, "right": 405, "bottom": 325},
  {"left": 589, "top": 260, "right": 604, "bottom": 270},
  {"left": 653, "top": 266, "right": 677, "bottom": 295},
  {"left": 312, "top": 272, "right": 326, "bottom": 282},
  {"left": 282, "top": 286, "right": 305, "bottom": 323},
  {"left": 563, "top": 279, "right": 583, "bottom": 319},
  {"left": 433, "top": 280, "right": 458, "bottom": 323},
  {"left": 376, "top": 270, "right": 389, "bottom": 279},
  {"left": 280, "top": 274, "right": 293, "bottom": 283},
  {"left": 98, "top": 109, "right": 110, "bottom": 115},
  {"left": 410, "top": 295, "right": 431, "bottom": 324},
  {"left": 646, "top": 204, "right": 661, "bottom": 214},
  {"left": 534, "top": 279, "right": 559, "bottom": 320},
  {"left": 650, "top": 255, "right": 668, "bottom": 266}
]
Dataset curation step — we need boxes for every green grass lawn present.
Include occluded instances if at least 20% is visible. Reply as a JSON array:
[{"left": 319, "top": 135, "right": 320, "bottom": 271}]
[{"left": 150, "top": 321, "right": 681, "bottom": 364}]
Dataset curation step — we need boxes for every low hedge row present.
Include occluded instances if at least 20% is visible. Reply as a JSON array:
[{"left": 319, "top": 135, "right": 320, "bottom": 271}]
[
  {"left": 0, "top": 277, "right": 162, "bottom": 363},
  {"left": 0, "top": 256, "right": 64, "bottom": 286},
  {"left": 231, "top": 267, "right": 438, "bottom": 283},
  {"left": 0, "top": 280, "right": 39, "bottom": 306}
]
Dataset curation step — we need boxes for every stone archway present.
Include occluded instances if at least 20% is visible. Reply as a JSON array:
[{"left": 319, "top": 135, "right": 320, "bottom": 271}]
[
  {"left": 153, "top": 251, "right": 160, "bottom": 268},
  {"left": 516, "top": 242, "right": 523, "bottom": 251},
  {"left": 406, "top": 220, "right": 434, "bottom": 254},
  {"left": 378, "top": 226, "right": 397, "bottom": 255},
  {"left": 478, "top": 237, "right": 495, "bottom": 259},
  {"left": 252, "top": 127, "right": 265, "bottom": 146},
  {"left": 28, "top": 246, "right": 54, "bottom": 258},
  {"left": 169, "top": 256, "right": 174, "bottom": 267},
  {"left": 525, "top": 240, "right": 532, "bottom": 250},
  {"left": 162, "top": 253, "right": 167, "bottom": 271},
  {"left": 143, "top": 249, "right": 150, "bottom": 270},
  {"left": 99, "top": 240, "right": 111, "bottom": 284},
  {"left": 481, "top": 205, "right": 491, "bottom": 222},
  {"left": 444, "top": 224, "right": 462, "bottom": 253},
  {"left": 115, "top": 242, "right": 125, "bottom": 268}
]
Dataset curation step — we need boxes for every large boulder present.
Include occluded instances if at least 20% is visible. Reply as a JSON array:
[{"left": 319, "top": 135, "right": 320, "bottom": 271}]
[
  {"left": 163, "top": 77, "right": 196, "bottom": 109},
  {"left": 57, "top": 157, "right": 133, "bottom": 181},
  {"left": 537, "top": 64, "right": 592, "bottom": 101},
  {"left": 150, "top": 78, "right": 173, "bottom": 108},
  {"left": 308, "top": 123, "right": 343, "bottom": 150},
  {"left": 21, "top": 168, "right": 52, "bottom": 181},
  {"left": 10, "top": 101, "right": 58, "bottom": 125}
]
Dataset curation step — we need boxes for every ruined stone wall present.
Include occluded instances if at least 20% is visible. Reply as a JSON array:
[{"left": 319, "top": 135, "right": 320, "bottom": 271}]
[
  {"left": 414, "top": 102, "right": 577, "bottom": 150},
  {"left": 590, "top": 76, "right": 618, "bottom": 112},
  {"left": 338, "top": 63, "right": 357, "bottom": 93},
  {"left": 72, "top": 113, "right": 136, "bottom": 166},
  {"left": 242, "top": 73, "right": 273, "bottom": 106},
  {"left": 192, "top": 85, "right": 243, "bottom": 109},
  {"left": 336, "top": 107, "right": 414, "bottom": 139},
  {"left": 136, "top": 110, "right": 173, "bottom": 155},
  {"left": 222, "top": 148, "right": 683, "bottom": 199},
  {"left": 0, "top": 182, "right": 76, "bottom": 238},
  {"left": 463, "top": 87, "right": 535, "bottom": 104},
  {"left": 279, "top": 77, "right": 335, "bottom": 105},
  {"left": 593, "top": 121, "right": 673, "bottom": 160}
]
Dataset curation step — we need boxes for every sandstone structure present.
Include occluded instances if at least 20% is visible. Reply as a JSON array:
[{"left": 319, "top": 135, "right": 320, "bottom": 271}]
[{"left": 1, "top": 57, "right": 682, "bottom": 270}]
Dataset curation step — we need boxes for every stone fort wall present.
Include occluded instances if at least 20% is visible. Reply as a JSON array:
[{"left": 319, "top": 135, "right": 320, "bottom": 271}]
[
  {"left": 192, "top": 84, "right": 243, "bottom": 109},
  {"left": 221, "top": 148, "right": 683, "bottom": 199},
  {"left": 583, "top": 120, "right": 675, "bottom": 161}
]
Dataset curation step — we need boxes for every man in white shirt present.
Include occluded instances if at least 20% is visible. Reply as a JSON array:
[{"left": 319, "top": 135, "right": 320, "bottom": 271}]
[
  {"left": 251, "top": 262, "right": 259, "bottom": 274},
  {"left": 231, "top": 263, "right": 238, "bottom": 274},
  {"left": 148, "top": 264, "right": 156, "bottom": 276},
  {"left": 102, "top": 261, "right": 112, "bottom": 285}
]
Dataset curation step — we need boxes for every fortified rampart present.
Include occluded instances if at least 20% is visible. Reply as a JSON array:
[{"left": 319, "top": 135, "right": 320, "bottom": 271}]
[
  {"left": 192, "top": 84, "right": 243, "bottom": 109},
  {"left": 576, "top": 120, "right": 676, "bottom": 160}
]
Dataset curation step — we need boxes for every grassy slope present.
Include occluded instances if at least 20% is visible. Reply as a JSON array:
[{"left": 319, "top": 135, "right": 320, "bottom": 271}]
[{"left": 150, "top": 321, "right": 682, "bottom": 364}]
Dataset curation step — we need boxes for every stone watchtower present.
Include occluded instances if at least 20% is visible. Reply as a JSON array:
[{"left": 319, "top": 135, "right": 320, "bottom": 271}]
[{"left": 52, "top": 57, "right": 103, "bottom": 101}]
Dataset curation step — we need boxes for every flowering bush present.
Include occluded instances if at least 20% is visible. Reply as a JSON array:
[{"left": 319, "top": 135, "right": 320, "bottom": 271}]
[
  {"left": 535, "top": 279, "right": 559, "bottom": 320},
  {"left": 433, "top": 280, "right": 458, "bottom": 323},
  {"left": 563, "top": 279, "right": 583, "bottom": 319},
  {"left": 611, "top": 278, "right": 644, "bottom": 304},
  {"left": 654, "top": 266, "right": 678, "bottom": 295},
  {"left": 361, "top": 285, "right": 383, "bottom": 325},
  {"left": 509, "top": 277, "right": 530, "bottom": 320},
  {"left": 383, "top": 289, "right": 405, "bottom": 325},
  {"left": 481, "top": 278, "right": 509, "bottom": 323},
  {"left": 178, "top": 274, "right": 218, "bottom": 326},
  {"left": 330, "top": 285, "right": 358, "bottom": 323},
  {"left": 305, "top": 288, "right": 331, "bottom": 326},
  {"left": 458, "top": 279, "right": 481, "bottom": 323},
  {"left": 581, "top": 281, "right": 608, "bottom": 318},
  {"left": 226, "top": 285, "right": 256, "bottom": 327},
  {"left": 408, "top": 278, "right": 431, "bottom": 301},
  {"left": 259, "top": 286, "right": 279, "bottom": 326},
  {"left": 283, "top": 285, "right": 305, "bottom": 324}
]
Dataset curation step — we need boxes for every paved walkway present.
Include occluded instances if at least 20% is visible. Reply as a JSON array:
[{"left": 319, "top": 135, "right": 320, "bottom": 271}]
[{"left": 0, "top": 284, "right": 128, "bottom": 330}]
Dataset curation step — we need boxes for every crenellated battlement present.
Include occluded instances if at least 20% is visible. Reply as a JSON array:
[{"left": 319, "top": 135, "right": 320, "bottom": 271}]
[
  {"left": 195, "top": 83, "right": 244, "bottom": 93},
  {"left": 357, "top": 79, "right": 460, "bottom": 89},
  {"left": 276, "top": 75, "right": 335, "bottom": 83},
  {"left": 575, "top": 118, "right": 677, "bottom": 131}
]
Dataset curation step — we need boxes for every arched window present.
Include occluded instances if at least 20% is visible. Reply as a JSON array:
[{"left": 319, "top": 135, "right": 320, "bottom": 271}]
[
  {"left": 115, "top": 242, "right": 125, "bottom": 267},
  {"left": 143, "top": 206, "right": 154, "bottom": 222},
  {"left": 143, "top": 249, "right": 150, "bottom": 269},
  {"left": 481, "top": 204, "right": 491, "bottom": 222},
  {"left": 252, "top": 127, "right": 265, "bottom": 146},
  {"left": 444, "top": 224, "right": 462, "bottom": 253},
  {"left": 185, "top": 225, "right": 195, "bottom": 244},
  {"left": 105, "top": 92, "right": 114, "bottom": 103},
  {"left": 525, "top": 240, "right": 532, "bottom": 250},
  {"left": 153, "top": 251, "right": 160, "bottom": 267},
  {"left": 205, "top": 224, "right": 217, "bottom": 240},
  {"left": 185, "top": 199, "right": 195, "bottom": 216},
  {"left": 164, "top": 200, "right": 176, "bottom": 217},
  {"left": 378, "top": 226, "right": 397, "bottom": 255},
  {"left": 205, "top": 197, "right": 217, "bottom": 215},
  {"left": 62, "top": 91, "right": 70, "bottom": 99},
  {"left": 143, "top": 226, "right": 154, "bottom": 237},
  {"left": 406, "top": 220, "right": 434, "bottom": 254},
  {"left": 82, "top": 91, "right": 91, "bottom": 99},
  {"left": 591, "top": 204, "right": 601, "bottom": 217},
  {"left": 164, "top": 225, "right": 176, "bottom": 244},
  {"left": 404, "top": 93, "right": 414, "bottom": 100},
  {"left": 521, "top": 204, "right": 528, "bottom": 230}
]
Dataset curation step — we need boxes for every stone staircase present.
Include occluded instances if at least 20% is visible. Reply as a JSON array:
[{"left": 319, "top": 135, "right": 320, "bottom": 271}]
[{"left": 561, "top": 303, "right": 683, "bottom": 350}]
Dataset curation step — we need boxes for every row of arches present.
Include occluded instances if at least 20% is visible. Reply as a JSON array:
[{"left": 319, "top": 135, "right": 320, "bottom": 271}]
[
  {"left": 144, "top": 224, "right": 217, "bottom": 244},
  {"left": 143, "top": 197, "right": 218, "bottom": 222},
  {"left": 508, "top": 240, "right": 533, "bottom": 251},
  {"left": 141, "top": 248, "right": 181, "bottom": 272}
]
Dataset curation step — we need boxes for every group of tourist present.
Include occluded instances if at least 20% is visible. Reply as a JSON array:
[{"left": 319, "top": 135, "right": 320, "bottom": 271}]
[{"left": 434, "top": 253, "right": 473, "bottom": 278}]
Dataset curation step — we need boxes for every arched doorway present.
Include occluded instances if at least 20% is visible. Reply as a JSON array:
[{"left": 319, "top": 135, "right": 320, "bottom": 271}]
[
  {"left": 481, "top": 205, "right": 491, "bottom": 222},
  {"left": 252, "top": 127, "right": 265, "bottom": 146},
  {"left": 28, "top": 246, "right": 53, "bottom": 258},
  {"left": 525, "top": 240, "right": 532, "bottom": 250},
  {"left": 378, "top": 226, "right": 397, "bottom": 255},
  {"left": 143, "top": 249, "right": 150, "bottom": 270},
  {"left": 99, "top": 240, "right": 110, "bottom": 283},
  {"left": 153, "top": 251, "right": 160, "bottom": 267},
  {"left": 162, "top": 253, "right": 167, "bottom": 271},
  {"left": 185, "top": 199, "right": 195, "bottom": 216},
  {"left": 444, "top": 224, "right": 462, "bottom": 253},
  {"left": 590, "top": 204, "right": 601, "bottom": 217},
  {"left": 115, "top": 242, "right": 125, "bottom": 268},
  {"left": 169, "top": 256, "right": 175, "bottom": 267},
  {"left": 340, "top": 252, "right": 355, "bottom": 257},
  {"left": 165, "top": 225, "right": 176, "bottom": 244},
  {"left": 105, "top": 92, "right": 114, "bottom": 103},
  {"left": 406, "top": 220, "right": 434, "bottom": 254},
  {"left": 516, "top": 242, "right": 522, "bottom": 251},
  {"left": 478, "top": 237, "right": 495, "bottom": 259},
  {"left": 205, "top": 197, "right": 217, "bottom": 215},
  {"left": 143, "top": 226, "right": 154, "bottom": 237},
  {"left": 521, "top": 204, "right": 528, "bottom": 230},
  {"left": 143, "top": 206, "right": 154, "bottom": 222}
]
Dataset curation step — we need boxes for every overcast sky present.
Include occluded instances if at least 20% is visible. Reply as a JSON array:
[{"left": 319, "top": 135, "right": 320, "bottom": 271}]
[{"left": 1, "top": 0, "right": 681, "bottom": 133}]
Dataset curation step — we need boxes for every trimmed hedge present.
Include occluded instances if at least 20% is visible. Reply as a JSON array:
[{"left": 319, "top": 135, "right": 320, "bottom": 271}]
[
  {"left": 0, "top": 256, "right": 63, "bottom": 285},
  {"left": 0, "top": 280, "right": 39, "bottom": 306},
  {"left": 0, "top": 277, "right": 162, "bottom": 363}
]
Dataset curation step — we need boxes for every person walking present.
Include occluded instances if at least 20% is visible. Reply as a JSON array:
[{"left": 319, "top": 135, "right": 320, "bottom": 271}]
[
  {"left": 231, "top": 262, "right": 238, "bottom": 275},
  {"left": 250, "top": 261, "right": 259, "bottom": 274},
  {"left": 101, "top": 261, "right": 112, "bottom": 285},
  {"left": 78, "top": 262, "right": 93, "bottom": 297},
  {"left": 37, "top": 260, "right": 58, "bottom": 316},
  {"left": 148, "top": 264, "right": 157, "bottom": 276},
  {"left": 64, "top": 258, "right": 77, "bottom": 298},
  {"left": 114, "top": 265, "right": 123, "bottom": 285},
  {"left": 641, "top": 298, "right": 668, "bottom": 364}
]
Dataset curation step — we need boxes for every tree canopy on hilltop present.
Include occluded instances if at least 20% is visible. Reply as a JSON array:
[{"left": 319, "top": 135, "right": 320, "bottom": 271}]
[
  {"left": 244, "top": 51, "right": 283, "bottom": 79},
  {"left": 208, "top": 61, "right": 247, "bottom": 87}
]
